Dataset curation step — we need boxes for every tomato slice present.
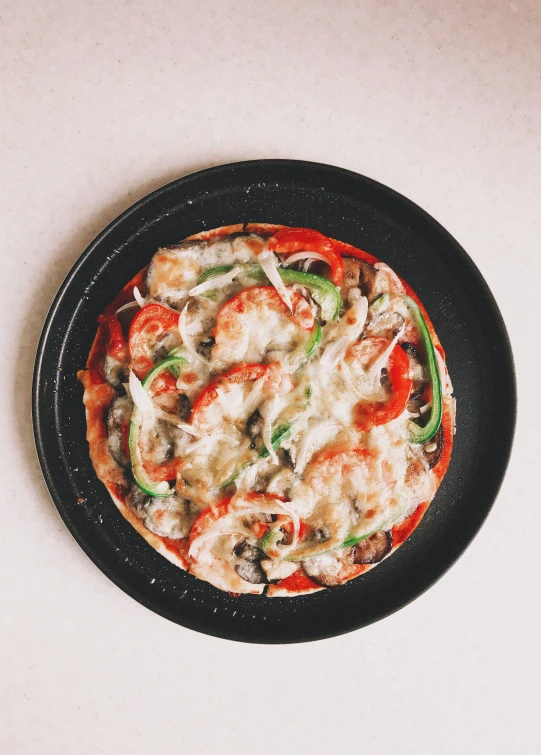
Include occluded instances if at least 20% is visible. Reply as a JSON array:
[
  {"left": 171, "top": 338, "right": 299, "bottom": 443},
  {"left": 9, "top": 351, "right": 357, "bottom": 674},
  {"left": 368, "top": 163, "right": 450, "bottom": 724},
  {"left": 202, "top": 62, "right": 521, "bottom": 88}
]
[
  {"left": 351, "top": 342, "right": 413, "bottom": 430},
  {"left": 129, "top": 303, "right": 180, "bottom": 393},
  {"left": 212, "top": 286, "right": 314, "bottom": 374},
  {"left": 190, "top": 363, "right": 269, "bottom": 424},
  {"left": 189, "top": 499, "right": 232, "bottom": 547},
  {"left": 309, "top": 444, "right": 373, "bottom": 466},
  {"left": 218, "top": 286, "right": 314, "bottom": 331},
  {"left": 268, "top": 228, "right": 345, "bottom": 285},
  {"left": 273, "top": 570, "right": 321, "bottom": 593}
]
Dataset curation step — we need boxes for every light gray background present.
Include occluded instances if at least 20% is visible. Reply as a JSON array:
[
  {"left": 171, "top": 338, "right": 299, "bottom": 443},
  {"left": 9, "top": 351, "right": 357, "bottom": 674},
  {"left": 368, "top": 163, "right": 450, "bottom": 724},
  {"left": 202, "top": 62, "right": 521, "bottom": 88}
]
[{"left": 1, "top": 1, "right": 539, "bottom": 753}]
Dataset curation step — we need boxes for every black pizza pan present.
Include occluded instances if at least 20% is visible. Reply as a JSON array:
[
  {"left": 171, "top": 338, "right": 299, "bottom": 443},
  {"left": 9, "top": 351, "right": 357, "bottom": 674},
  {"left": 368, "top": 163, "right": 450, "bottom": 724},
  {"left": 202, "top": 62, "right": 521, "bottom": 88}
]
[{"left": 32, "top": 160, "right": 516, "bottom": 643}]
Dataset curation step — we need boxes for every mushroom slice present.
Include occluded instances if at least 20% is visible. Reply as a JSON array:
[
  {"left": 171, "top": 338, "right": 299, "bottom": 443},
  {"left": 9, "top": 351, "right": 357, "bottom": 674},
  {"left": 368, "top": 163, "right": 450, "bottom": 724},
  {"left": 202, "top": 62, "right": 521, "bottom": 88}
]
[
  {"left": 107, "top": 395, "right": 132, "bottom": 467},
  {"left": 302, "top": 548, "right": 367, "bottom": 587},
  {"left": 401, "top": 342, "right": 428, "bottom": 398},
  {"left": 352, "top": 531, "right": 393, "bottom": 564},
  {"left": 233, "top": 540, "right": 268, "bottom": 585},
  {"left": 338, "top": 258, "right": 362, "bottom": 300},
  {"left": 235, "top": 560, "right": 268, "bottom": 585},
  {"left": 357, "top": 261, "right": 404, "bottom": 303}
]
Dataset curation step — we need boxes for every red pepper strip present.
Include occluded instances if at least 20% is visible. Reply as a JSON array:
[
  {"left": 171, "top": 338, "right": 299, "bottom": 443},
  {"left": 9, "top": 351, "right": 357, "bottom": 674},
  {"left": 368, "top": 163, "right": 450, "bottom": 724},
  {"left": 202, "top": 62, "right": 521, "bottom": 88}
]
[
  {"left": 86, "top": 322, "right": 110, "bottom": 384},
  {"left": 87, "top": 314, "right": 128, "bottom": 383},
  {"left": 84, "top": 269, "right": 148, "bottom": 384},
  {"left": 268, "top": 228, "right": 345, "bottom": 286},
  {"left": 330, "top": 239, "right": 379, "bottom": 267},
  {"left": 98, "top": 313, "right": 128, "bottom": 362},
  {"left": 129, "top": 303, "right": 180, "bottom": 393},
  {"left": 352, "top": 342, "right": 413, "bottom": 431},
  {"left": 277, "top": 515, "right": 306, "bottom": 540},
  {"left": 252, "top": 521, "right": 269, "bottom": 539},
  {"left": 191, "top": 363, "right": 269, "bottom": 423}
]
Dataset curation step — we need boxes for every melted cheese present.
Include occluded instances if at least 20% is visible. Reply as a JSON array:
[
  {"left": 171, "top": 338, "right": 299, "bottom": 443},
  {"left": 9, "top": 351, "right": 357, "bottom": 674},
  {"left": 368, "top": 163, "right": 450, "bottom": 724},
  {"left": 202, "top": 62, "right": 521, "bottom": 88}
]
[
  {"left": 143, "top": 496, "right": 193, "bottom": 538},
  {"left": 147, "top": 236, "right": 260, "bottom": 309},
  {"left": 93, "top": 231, "right": 450, "bottom": 595},
  {"left": 211, "top": 294, "right": 310, "bottom": 372}
]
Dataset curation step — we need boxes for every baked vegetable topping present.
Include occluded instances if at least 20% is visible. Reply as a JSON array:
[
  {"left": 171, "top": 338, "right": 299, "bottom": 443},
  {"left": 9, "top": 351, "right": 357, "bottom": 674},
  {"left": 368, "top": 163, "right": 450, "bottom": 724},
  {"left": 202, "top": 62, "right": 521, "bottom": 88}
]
[{"left": 79, "top": 225, "right": 455, "bottom": 596}]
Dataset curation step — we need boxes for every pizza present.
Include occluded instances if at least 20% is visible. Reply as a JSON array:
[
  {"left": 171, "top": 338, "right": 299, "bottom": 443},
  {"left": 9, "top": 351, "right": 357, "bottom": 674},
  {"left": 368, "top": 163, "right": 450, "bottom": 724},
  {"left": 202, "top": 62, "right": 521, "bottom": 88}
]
[{"left": 78, "top": 223, "right": 455, "bottom": 597}]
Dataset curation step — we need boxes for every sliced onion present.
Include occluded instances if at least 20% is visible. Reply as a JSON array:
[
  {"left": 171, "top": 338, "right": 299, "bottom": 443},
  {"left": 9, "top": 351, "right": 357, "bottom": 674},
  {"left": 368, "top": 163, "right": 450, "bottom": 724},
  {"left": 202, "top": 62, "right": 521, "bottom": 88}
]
[
  {"left": 287, "top": 500, "right": 351, "bottom": 561},
  {"left": 189, "top": 521, "right": 248, "bottom": 560},
  {"left": 374, "top": 263, "right": 405, "bottom": 294},
  {"left": 295, "top": 420, "right": 340, "bottom": 474},
  {"left": 258, "top": 249, "right": 292, "bottom": 310},
  {"left": 178, "top": 305, "right": 209, "bottom": 366},
  {"left": 364, "top": 326, "right": 403, "bottom": 381},
  {"left": 133, "top": 286, "right": 146, "bottom": 308},
  {"left": 115, "top": 300, "right": 139, "bottom": 315},
  {"left": 242, "top": 378, "right": 267, "bottom": 419},
  {"left": 338, "top": 360, "right": 376, "bottom": 401},
  {"left": 261, "top": 396, "right": 281, "bottom": 464},
  {"left": 234, "top": 458, "right": 264, "bottom": 492},
  {"left": 319, "top": 296, "right": 368, "bottom": 371},
  {"left": 184, "top": 433, "right": 238, "bottom": 455},
  {"left": 128, "top": 370, "right": 155, "bottom": 424},
  {"left": 129, "top": 369, "right": 200, "bottom": 438},
  {"left": 189, "top": 491, "right": 302, "bottom": 561},
  {"left": 282, "top": 251, "right": 330, "bottom": 267},
  {"left": 435, "top": 347, "right": 454, "bottom": 395},
  {"left": 231, "top": 493, "right": 301, "bottom": 543},
  {"left": 319, "top": 335, "right": 352, "bottom": 372},
  {"left": 188, "top": 266, "right": 242, "bottom": 297},
  {"left": 153, "top": 406, "right": 200, "bottom": 436}
]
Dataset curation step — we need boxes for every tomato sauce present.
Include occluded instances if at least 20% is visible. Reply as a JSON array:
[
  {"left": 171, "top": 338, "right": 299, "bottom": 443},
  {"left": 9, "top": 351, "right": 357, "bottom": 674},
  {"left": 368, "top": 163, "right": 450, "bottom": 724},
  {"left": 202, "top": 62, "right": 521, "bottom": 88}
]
[
  {"left": 392, "top": 501, "right": 430, "bottom": 547},
  {"left": 275, "top": 570, "right": 321, "bottom": 593}
]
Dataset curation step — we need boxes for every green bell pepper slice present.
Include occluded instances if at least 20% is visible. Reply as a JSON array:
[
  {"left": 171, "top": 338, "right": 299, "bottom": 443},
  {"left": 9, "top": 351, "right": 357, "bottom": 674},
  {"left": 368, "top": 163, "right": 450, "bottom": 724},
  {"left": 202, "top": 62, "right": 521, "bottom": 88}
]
[
  {"left": 372, "top": 294, "right": 443, "bottom": 444},
  {"left": 129, "top": 353, "right": 189, "bottom": 497},
  {"left": 402, "top": 296, "right": 443, "bottom": 444}
]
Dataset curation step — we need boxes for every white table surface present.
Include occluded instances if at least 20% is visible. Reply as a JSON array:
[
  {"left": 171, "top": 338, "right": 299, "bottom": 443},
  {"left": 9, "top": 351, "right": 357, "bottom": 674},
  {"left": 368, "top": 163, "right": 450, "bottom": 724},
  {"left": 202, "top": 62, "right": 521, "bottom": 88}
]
[{"left": 2, "top": 1, "right": 539, "bottom": 753}]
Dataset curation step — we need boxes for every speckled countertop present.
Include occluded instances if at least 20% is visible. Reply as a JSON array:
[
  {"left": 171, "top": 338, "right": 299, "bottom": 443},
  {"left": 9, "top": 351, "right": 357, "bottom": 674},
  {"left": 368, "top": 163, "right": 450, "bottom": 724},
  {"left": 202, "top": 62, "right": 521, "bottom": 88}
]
[{"left": 1, "top": 2, "right": 539, "bottom": 753}]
